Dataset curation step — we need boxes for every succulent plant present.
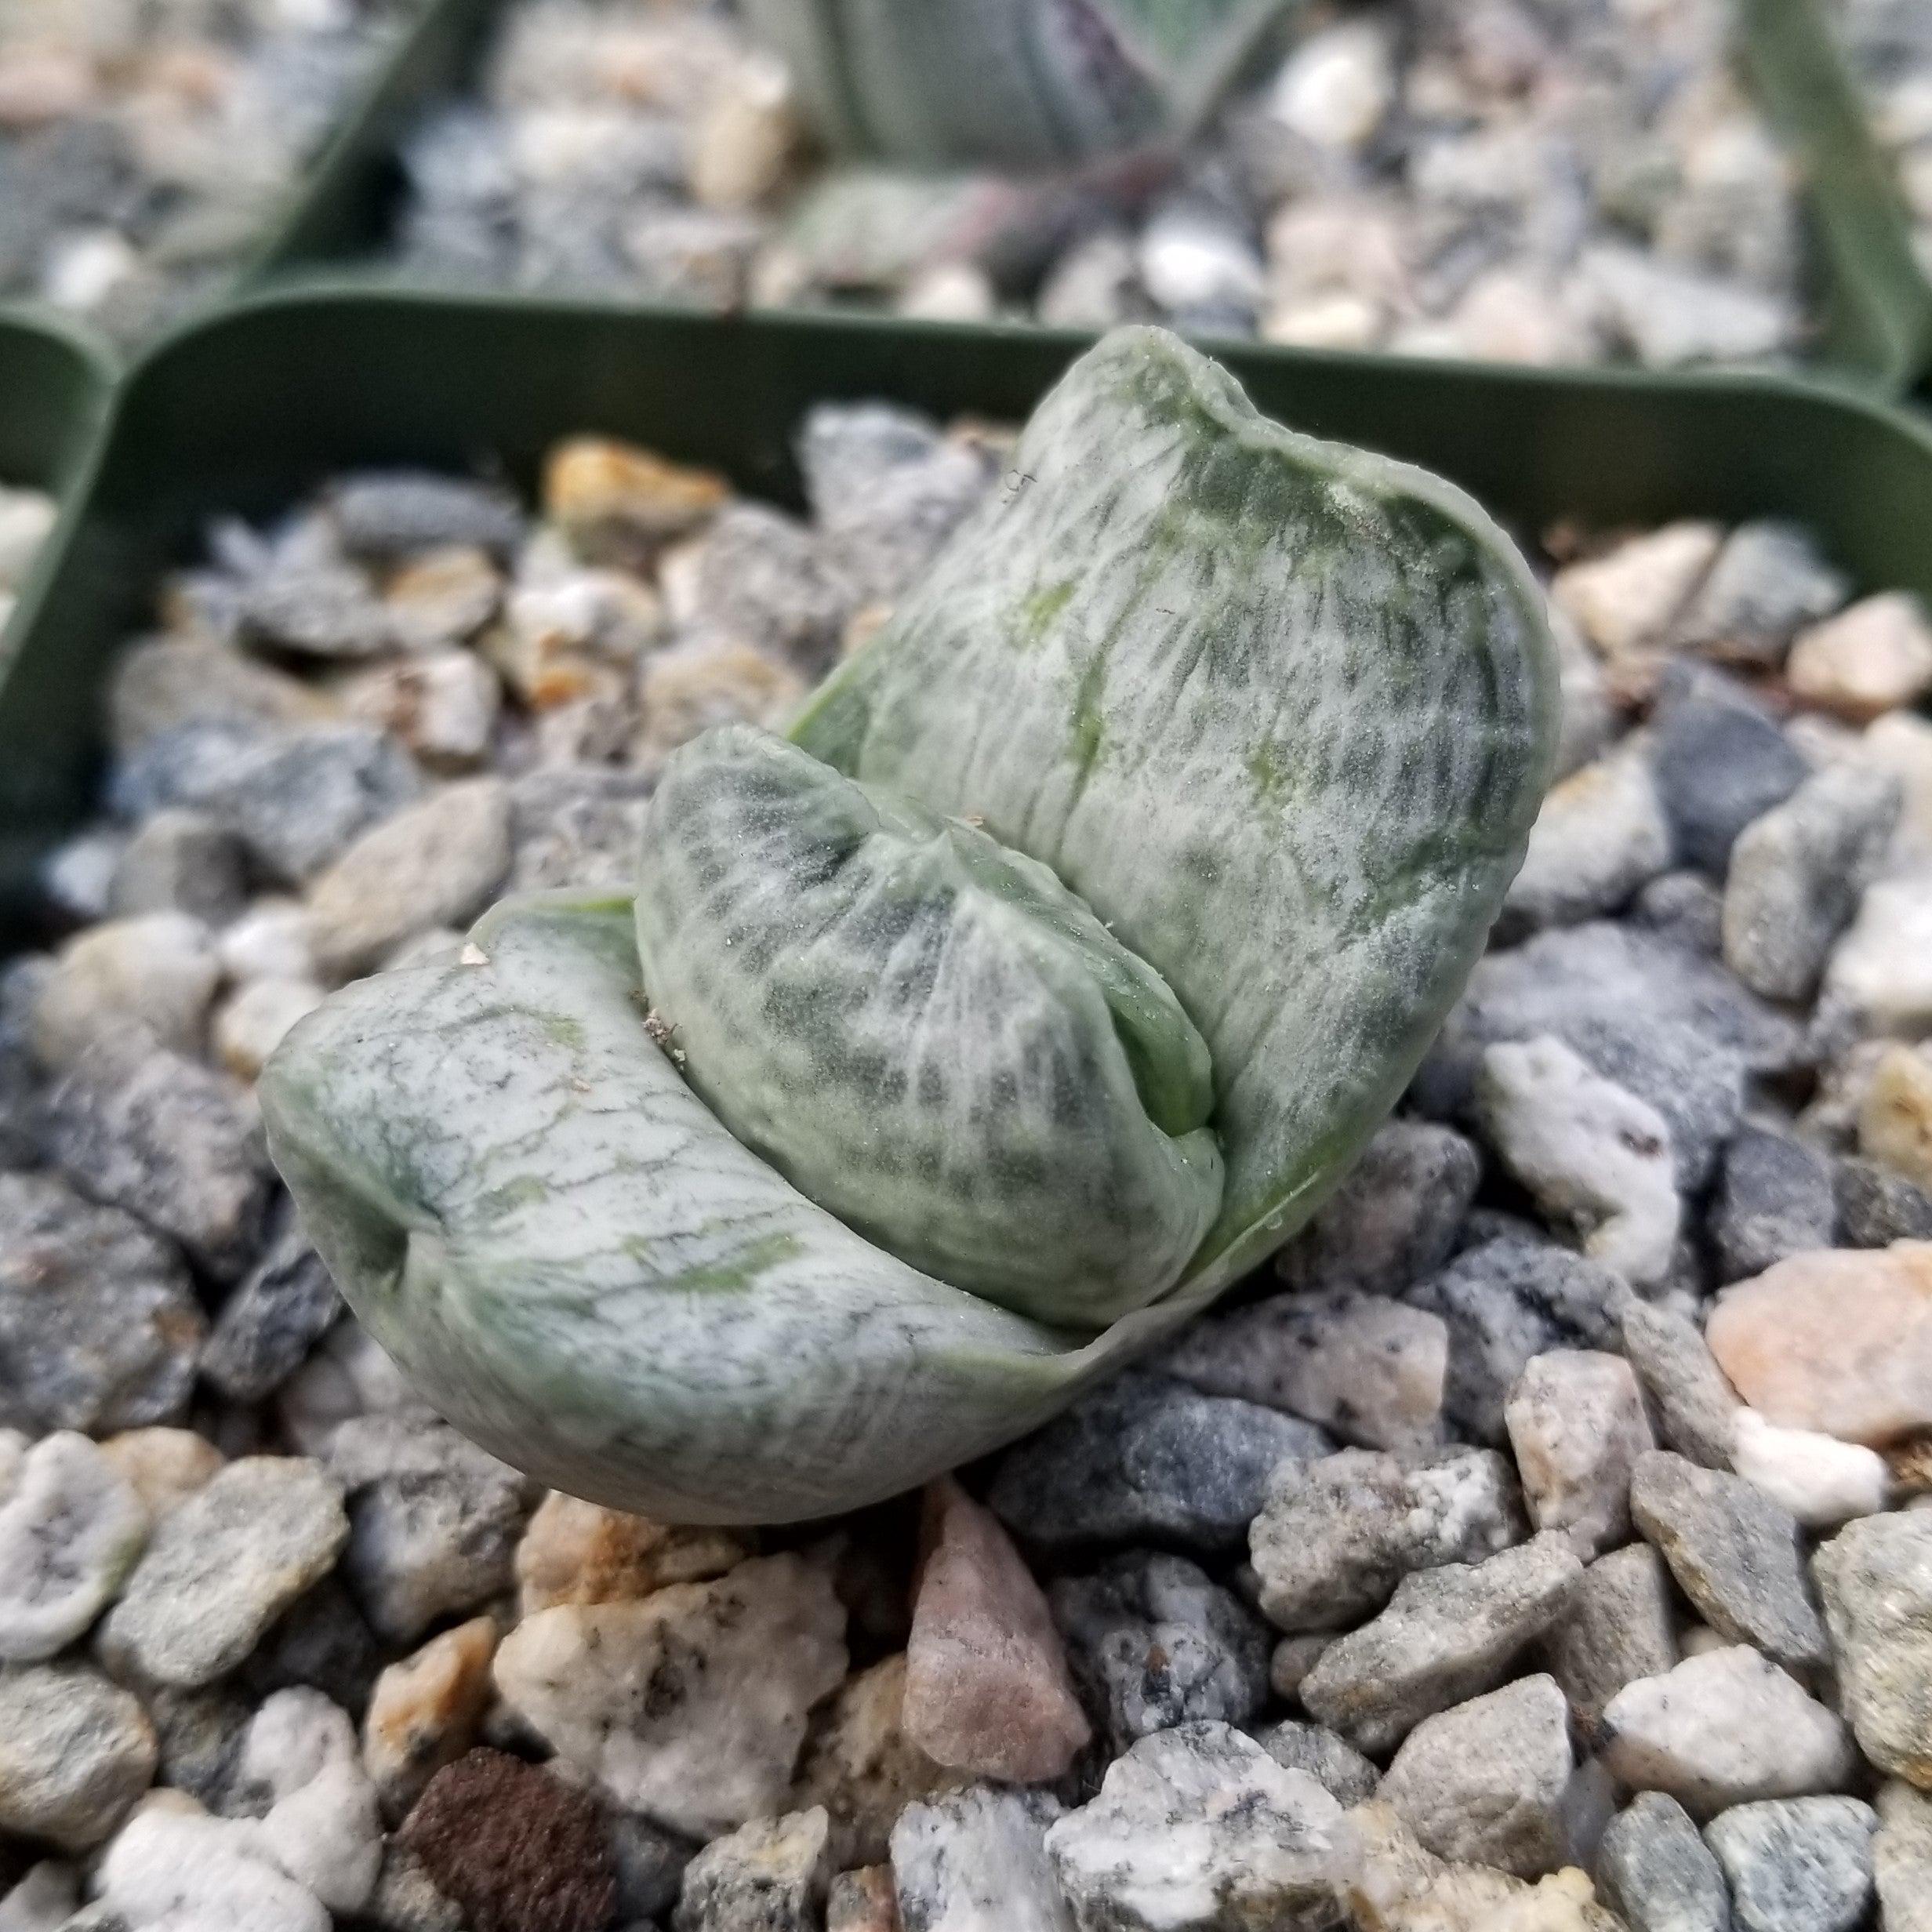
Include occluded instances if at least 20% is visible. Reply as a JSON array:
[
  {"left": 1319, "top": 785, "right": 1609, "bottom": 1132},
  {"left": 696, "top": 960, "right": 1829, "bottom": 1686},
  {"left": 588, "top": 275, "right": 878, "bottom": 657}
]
[
  {"left": 740, "top": 0, "right": 1298, "bottom": 169},
  {"left": 260, "top": 328, "right": 1558, "bottom": 1525}
]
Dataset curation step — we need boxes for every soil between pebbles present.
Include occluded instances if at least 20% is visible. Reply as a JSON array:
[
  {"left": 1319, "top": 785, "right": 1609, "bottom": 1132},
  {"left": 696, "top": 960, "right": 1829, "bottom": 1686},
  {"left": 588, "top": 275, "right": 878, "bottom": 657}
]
[{"left": 2, "top": 399, "right": 1931, "bottom": 1930}]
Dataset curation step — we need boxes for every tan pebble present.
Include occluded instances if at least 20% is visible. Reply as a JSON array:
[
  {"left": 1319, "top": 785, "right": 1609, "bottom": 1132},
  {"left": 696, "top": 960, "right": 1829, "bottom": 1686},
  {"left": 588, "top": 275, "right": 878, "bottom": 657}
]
[
  {"left": 543, "top": 437, "right": 728, "bottom": 559},
  {"left": 380, "top": 544, "right": 503, "bottom": 649},
  {"left": 1789, "top": 590, "right": 1932, "bottom": 722},
  {"left": 1860, "top": 1045, "right": 1932, "bottom": 1193},
  {"left": 96, "top": 1430, "right": 223, "bottom": 1523},
  {"left": 514, "top": 1491, "right": 749, "bottom": 1616},
  {"left": 633, "top": 637, "right": 804, "bottom": 777},
  {"left": 1550, "top": 522, "right": 1723, "bottom": 672},
  {"left": 791, "top": 1654, "right": 957, "bottom": 1868},
  {"left": 688, "top": 52, "right": 803, "bottom": 209},
  {"left": 363, "top": 1616, "right": 498, "bottom": 1819},
  {"left": 1707, "top": 1243, "right": 1932, "bottom": 1446}
]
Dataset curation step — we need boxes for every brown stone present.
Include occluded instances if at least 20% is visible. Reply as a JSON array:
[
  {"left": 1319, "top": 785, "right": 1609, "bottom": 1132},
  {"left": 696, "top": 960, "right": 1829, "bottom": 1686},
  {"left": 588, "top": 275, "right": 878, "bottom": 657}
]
[{"left": 397, "top": 1747, "right": 616, "bottom": 1932}]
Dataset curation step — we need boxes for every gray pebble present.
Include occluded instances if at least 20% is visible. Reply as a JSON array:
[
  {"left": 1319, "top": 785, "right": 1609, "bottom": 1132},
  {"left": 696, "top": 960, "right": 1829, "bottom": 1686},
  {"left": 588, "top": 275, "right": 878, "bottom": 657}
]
[
  {"left": 42, "top": 1026, "right": 271, "bottom": 1282},
  {"left": 1250, "top": 1718, "right": 1378, "bottom": 1805},
  {"left": 142, "top": 1679, "right": 257, "bottom": 1810},
  {"left": 797, "top": 402, "right": 946, "bottom": 518},
  {"left": 100, "top": 1455, "right": 350, "bottom": 1687},
  {"left": 1298, "top": 1531, "right": 1582, "bottom": 1756},
  {"left": 243, "top": 1575, "right": 386, "bottom": 1723},
  {"left": 672, "top": 1807, "right": 830, "bottom": 1932},
  {"left": 890, "top": 1785, "right": 1070, "bottom": 1932},
  {"left": 1378, "top": 1672, "right": 1607, "bottom": 1878},
  {"left": 327, "top": 1412, "right": 534, "bottom": 1645},
  {"left": 0, "top": 1003, "right": 42, "bottom": 1169},
  {"left": 107, "top": 716, "right": 278, "bottom": 823},
  {"left": 327, "top": 470, "right": 525, "bottom": 560},
  {"left": 1168, "top": 1286, "right": 1448, "bottom": 1453},
  {"left": 1541, "top": 1542, "right": 1680, "bottom": 1739},
  {"left": 202, "top": 723, "right": 423, "bottom": 884},
  {"left": 1273, "top": 1117, "right": 1480, "bottom": 1297},
  {"left": 241, "top": 559, "right": 394, "bottom": 659},
  {"left": 507, "top": 764, "right": 652, "bottom": 893},
  {"left": 304, "top": 776, "right": 513, "bottom": 978},
  {"left": 1620, "top": 1301, "right": 1741, "bottom": 1470},
  {"left": 0, "top": 1170, "right": 204, "bottom": 1434},
  {"left": 1723, "top": 764, "right": 1900, "bottom": 1003},
  {"left": 1630, "top": 1452, "right": 1828, "bottom": 1673},
  {"left": 1634, "top": 871, "right": 1727, "bottom": 956},
  {"left": 201, "top": 1207, "right": 341, "bottom": 1403},
  {"left": 1597, "top": 1791, "right": 1733, "bottom": 1932},
  {"left": 1813, "top": 1510, "right": 1932, "bottom": 1788},
  {"left": 817, "top": 440, "right": 997, "bottom": 610},
  {"left": 1248, "top": 1445, "right": 1523, "bottom": 1632},
  {"left": 1876, "top": 1780, "right": 1932, "bottom": 1932},
  {"left": 611, "top": 1810, "right": 698, "bottom": 1922},
  {"left": 1711, "top": 1128, "right": 1836, "bottom": 1284},
  {"left": 1705, "top": 1796, "right": 1876, "bottom": 1932},
  {"left": 0, "top": 1663, "right": 156, "bottom": 1853},
  {"left": 1045, "top": 1721, "right": 1356, "bottom": 1932},
  {"left": 691, "top": 503, "right": 848, "bottom": 673},
  {"left": 988, "top": 1371, "right": 1329, "bottom": 1555},
  {"left": 1051, "top": 1716, "right": 1352, "bottom": 1924},
  {"left": 1406, "top": 1236, "right": 1625, "bottom": 1446},
  {"left": 1416, "top": 922, "right": 1798, "bottom": 1189},
  {"left": 1834, "top": 1154, "right": 1932, "bottom": 1247},
  {"left": 106, "top": 808, "right": 251, "bottom": 925},
  {"left": 1050, "top": 1551, "right": 1269, "bottom": 1752},
  {"left": 1675, "top": 519, "right": 1849, "bottom": 669},
  {"left": 1649, "top": 665, "right": 1809, "bottom": 874}
]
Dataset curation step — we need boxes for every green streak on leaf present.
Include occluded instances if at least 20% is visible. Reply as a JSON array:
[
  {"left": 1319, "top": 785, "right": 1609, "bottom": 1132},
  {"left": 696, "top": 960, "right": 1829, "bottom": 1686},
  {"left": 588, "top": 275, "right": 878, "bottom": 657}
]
[{"left": 619, "top": 1229, "right": 806, "bottom": 1295}]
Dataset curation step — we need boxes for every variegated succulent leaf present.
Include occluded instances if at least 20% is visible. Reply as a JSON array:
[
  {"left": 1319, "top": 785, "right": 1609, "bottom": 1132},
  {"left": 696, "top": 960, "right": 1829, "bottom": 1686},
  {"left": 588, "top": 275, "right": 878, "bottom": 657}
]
[
  {"left": 794, "top": 326, "right": 1560, "bottom": 1297},
  {"left": 634, "top": 724, "right": 1222, "bottom": 1327},
  {"left": 260, "top": 892, "right": 1156, "bottom": 1523},
  {"left": 261, "top": 325, "right": 1557, "bottom": 1524},
  {"left": 740, "top": 0, "right": 1294, "bottom": 168}
]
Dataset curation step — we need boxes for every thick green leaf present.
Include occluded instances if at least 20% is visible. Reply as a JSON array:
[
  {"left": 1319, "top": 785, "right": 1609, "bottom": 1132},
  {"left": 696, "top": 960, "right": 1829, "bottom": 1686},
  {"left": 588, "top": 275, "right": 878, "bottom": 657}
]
[
  {"left": 793, "top": 327, "right": 1559, "bottom": 1295},
  {"left": 740, "top": 0, "right": 1293, "bottom": 168},
  {"left": 634, "top": 724, "right": 1221, "bottom": 1327},
  {"left": 260, "top": 893, "right": 1168, "bottom": 1522}
]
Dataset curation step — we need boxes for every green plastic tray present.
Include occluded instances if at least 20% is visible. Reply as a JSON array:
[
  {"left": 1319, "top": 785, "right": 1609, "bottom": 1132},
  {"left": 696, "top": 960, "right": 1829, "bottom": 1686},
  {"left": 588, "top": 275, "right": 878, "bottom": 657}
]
[
  {"left": 0, "top": 306, "right": 118, "bottom": 662},
  {"left": 9, "top": 283, "right": 1932, "bottom": 949},
  {"left": 251, "top": 0, "right": 1926, "bottom": 398}
]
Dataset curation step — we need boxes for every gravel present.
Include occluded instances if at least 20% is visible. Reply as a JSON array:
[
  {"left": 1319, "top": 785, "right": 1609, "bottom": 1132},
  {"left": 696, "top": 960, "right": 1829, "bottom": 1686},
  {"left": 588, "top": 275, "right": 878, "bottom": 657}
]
[{"left": 5, "top": 409, "right": 1932, "bottom": 1932}]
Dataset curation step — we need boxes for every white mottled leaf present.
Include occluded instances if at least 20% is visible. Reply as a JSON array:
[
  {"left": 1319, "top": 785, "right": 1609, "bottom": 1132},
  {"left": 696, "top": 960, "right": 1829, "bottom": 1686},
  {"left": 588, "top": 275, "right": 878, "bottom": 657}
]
[
  {"left": 262, "top": 327, "right": 1557, "bottom": 1523},
  {"left": 635, "top": 724, "right": 1221, "bottom": 1326},
  {"left": 794, "top": 326, "right": 1559, "bottom": 1295},
  {"left": 262, "top": 894, "right": 1167, "bottom": 1522}
]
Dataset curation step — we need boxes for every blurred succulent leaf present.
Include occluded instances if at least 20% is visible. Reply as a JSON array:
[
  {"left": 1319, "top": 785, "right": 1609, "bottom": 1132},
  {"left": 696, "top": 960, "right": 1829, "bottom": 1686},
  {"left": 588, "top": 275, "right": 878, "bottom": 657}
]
[
  {"left": 742, "top": 0, "right": 1298, "bottom": 168},
  {"left": 634, "top": 723, "right": 1222, "bottom": 1327}
]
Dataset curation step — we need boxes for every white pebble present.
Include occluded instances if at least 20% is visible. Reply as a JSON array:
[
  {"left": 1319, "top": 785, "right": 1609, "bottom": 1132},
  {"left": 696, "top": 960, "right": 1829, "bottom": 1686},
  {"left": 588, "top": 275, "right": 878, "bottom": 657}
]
[{"left": 1730, "top": 1409, "right": 1891, "bottom": 1529}]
